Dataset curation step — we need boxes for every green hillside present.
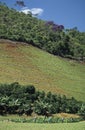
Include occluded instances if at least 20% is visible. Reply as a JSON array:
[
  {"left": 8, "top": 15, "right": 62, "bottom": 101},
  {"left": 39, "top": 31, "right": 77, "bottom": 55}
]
[
  {"left": 0, "top": 3, "right": 85, "bottom": 60},
  {"left": 0, "top": 39, "right": 85, "bottom": 101}
]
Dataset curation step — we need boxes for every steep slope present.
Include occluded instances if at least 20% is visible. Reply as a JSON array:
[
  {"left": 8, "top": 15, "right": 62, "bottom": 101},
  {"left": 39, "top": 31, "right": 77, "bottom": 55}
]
[
  {"left": 0, "top": 3, "right": 85, "bottom": 60},
  {"left": 0, "top": 39, "right": 85, "bottom": 101}
]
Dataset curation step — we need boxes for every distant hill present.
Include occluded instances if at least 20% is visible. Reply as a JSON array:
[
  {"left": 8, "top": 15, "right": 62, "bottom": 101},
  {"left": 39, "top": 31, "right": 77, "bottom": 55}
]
[
  {"left": 0, "top": 39, "right": 85, "bottom": 101},
  {"left": 0, "top": 3, "right": 85, "bottom": 60}
]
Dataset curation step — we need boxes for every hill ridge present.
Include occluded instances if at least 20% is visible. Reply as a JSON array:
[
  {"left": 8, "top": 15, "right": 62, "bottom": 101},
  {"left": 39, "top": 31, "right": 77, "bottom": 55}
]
[{"left": 0, "top": 3, "right": 85, "bottom": 61}]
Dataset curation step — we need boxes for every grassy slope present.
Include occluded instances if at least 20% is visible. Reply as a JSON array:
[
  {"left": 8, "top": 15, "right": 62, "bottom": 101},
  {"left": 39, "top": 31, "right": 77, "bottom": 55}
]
[
  {"left": 0, "top": 40, "right": 85, "bottom": 101},
  {"left": 0, "top": 122, "right": 85, "bottom": 130}
]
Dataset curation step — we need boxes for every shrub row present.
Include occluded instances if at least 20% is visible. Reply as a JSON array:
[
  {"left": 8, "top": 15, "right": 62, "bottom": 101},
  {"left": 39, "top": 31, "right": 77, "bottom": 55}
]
[
  {"left": 7, "top": 117, "right": 83, "bottom": 123},
  {"left": 0, "top": 82, "right": 85, "bottom": 118}
]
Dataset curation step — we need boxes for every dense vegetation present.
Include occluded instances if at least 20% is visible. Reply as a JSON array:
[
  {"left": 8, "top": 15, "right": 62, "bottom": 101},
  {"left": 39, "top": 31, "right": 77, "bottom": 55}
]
[
  {"left": 0, "top": 2, "right": 85, "bottom": 122},
  {"left": 0, "top": 3, "right": 85, "bottom": 60},
  {"left": 0, "top": 82, "right": 85, "bottom": 119}
]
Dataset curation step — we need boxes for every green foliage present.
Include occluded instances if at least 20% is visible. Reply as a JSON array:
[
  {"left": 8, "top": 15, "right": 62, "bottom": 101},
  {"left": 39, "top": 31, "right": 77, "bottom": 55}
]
[
  {"left": 0, "top": 82, "right": 84, "bottom": 117},
  {"left": 34, "top": 100, "right": 52, "bottom": 115},
  {"left": 25, "top": 85, "right": 35, "bottom": 94},
  {"left": 4, "top": 117, "right": 83, "bottom": 123},
  {"left": 0, "top": 82, "right": 36, "bottom": 116},
  {"left": 78, "top": 103, "right": 85, "bottom": 119},
  {"left": 0, "top": 3, "right": 85, "bottom": 60}
]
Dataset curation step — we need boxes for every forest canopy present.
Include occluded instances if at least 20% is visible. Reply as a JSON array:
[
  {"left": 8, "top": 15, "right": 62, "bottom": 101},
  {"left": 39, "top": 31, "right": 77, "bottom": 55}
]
[{"left": 0, "top": 3, "right": 85, "bottom": 60}]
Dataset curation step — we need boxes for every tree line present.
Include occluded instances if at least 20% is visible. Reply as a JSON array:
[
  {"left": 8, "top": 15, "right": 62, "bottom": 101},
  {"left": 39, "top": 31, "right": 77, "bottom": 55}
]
[
  {"left": 0, "top": 3, "right": 85, "bottom": 61},
  {"left": 0, "top": 82, "right": 85, "bottom": 119}
]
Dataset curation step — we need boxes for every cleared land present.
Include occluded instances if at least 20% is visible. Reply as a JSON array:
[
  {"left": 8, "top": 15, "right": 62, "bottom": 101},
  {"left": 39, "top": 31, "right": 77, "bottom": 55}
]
[{"left": 0, "top": 40, "right": 85, "bottom": 101}]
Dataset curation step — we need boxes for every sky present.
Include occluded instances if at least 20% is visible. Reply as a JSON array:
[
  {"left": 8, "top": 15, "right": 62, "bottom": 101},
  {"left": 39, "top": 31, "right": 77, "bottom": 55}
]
[{"left": 0, "top": 0, "right": 85, "bottom": 32}]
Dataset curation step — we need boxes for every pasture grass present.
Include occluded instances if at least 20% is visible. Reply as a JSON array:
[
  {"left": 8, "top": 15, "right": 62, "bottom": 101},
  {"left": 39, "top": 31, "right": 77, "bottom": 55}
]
[
  {"left": 0, "top": 40, "right": 85, "bottom": 101},
  {"left": 0, "top": 121, "right": 85, "bottom": 130}
]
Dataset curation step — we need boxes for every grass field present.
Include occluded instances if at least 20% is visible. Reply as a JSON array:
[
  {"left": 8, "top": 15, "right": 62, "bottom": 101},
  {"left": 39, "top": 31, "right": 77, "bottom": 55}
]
[
  {"left": 0, "top": 121, "right": 85, "bottom": 130},
  {"left": 0, "top": 114, "right": 84, "bottom": 130},
  {"left": 0, "top": 39, "right": 85, "bottom": 101}
]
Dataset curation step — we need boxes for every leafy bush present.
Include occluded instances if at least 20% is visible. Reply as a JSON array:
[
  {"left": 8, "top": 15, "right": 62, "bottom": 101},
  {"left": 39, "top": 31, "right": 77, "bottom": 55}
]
[{"left": 0, "top": 82, "right": 84, "bottom": 116}]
